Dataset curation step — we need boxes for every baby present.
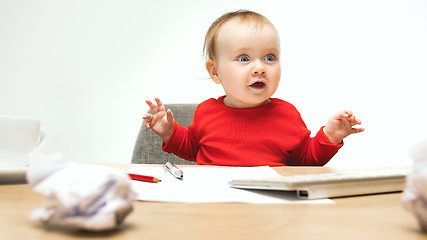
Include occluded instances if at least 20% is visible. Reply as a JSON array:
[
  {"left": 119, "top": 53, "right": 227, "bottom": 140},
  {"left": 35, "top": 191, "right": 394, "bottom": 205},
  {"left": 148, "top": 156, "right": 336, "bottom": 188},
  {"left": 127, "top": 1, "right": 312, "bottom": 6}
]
[{"left": 143, "top": 10, "right": 364, "bottom": 166}]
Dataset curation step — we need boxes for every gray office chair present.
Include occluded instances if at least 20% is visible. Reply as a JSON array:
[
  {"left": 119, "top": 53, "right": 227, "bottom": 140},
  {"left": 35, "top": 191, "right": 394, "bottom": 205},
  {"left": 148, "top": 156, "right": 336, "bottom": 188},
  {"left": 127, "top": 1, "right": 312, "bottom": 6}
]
[{"left": 132, "top": 104, "right": 198, "bottom": 165}]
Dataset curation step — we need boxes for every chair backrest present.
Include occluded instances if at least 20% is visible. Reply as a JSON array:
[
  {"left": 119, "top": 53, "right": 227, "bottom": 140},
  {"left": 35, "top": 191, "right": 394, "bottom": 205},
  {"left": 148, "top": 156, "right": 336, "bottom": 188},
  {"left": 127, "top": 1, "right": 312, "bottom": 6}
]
[{"left": 132, "top": 104, "right": 198, "bottom": 165}]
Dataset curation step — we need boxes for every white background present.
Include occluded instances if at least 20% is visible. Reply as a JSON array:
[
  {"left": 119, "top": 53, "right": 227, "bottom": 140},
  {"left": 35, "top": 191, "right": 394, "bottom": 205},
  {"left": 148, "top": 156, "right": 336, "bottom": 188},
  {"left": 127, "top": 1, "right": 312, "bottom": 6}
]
[{"left": 1, "top": 0, "right": 426, "bottom": 166}]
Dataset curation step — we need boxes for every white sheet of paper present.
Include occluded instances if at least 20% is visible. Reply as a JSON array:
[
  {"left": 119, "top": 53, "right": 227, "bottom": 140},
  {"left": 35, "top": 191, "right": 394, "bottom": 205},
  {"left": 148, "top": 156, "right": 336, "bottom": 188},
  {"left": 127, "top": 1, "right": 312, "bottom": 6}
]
[{"left": 128, "top": 166, "right": 333, "bottom": 204}]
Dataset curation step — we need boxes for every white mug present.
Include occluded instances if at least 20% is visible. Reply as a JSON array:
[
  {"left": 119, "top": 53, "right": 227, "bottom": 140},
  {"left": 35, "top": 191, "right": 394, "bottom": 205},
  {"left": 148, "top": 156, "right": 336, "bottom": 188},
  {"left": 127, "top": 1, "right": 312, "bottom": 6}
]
[{"left": 0, "top": 115, "right": 46, "bottom": 168}]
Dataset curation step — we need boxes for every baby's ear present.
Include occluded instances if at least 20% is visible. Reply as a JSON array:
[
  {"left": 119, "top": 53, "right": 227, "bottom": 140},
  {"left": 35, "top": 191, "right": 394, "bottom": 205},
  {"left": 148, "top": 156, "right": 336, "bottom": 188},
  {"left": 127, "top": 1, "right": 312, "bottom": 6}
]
[{"left": 206, "top": 60, "right": 221, "bottom": 84}]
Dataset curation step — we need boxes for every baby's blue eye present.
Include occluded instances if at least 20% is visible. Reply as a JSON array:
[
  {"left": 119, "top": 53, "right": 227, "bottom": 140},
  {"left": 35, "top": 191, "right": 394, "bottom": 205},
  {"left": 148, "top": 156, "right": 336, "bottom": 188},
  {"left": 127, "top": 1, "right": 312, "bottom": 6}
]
[
  {"left": 237, "top": 56, "right": 250, "bottom": 62},
  {"left": 264, "top": 55, "right": 275, "bottom": 62}
]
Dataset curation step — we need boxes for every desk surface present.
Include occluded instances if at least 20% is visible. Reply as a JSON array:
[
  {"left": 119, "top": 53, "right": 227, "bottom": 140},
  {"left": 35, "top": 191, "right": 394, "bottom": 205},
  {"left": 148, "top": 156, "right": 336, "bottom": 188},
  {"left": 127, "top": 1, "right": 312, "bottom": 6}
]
[{"left": 0, "top": 164, "right": 425, "bottom": 240}]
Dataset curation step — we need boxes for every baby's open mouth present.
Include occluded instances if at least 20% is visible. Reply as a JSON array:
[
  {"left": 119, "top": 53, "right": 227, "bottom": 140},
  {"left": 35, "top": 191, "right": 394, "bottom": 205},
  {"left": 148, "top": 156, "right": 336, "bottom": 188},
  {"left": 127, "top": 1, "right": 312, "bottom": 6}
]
[{"left": 250, "top": 81, "right": 266, "bottom": 89}]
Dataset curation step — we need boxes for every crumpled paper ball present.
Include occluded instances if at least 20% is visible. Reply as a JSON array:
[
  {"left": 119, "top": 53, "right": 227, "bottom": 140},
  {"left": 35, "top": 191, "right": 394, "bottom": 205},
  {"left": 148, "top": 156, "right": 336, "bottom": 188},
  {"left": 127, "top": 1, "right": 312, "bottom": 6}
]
[
  {"left": 402, "top": 141, "right": 427, "bottom": 232},
  {"left": 26, "top": 153, "right": 136, "bottom": 231}
]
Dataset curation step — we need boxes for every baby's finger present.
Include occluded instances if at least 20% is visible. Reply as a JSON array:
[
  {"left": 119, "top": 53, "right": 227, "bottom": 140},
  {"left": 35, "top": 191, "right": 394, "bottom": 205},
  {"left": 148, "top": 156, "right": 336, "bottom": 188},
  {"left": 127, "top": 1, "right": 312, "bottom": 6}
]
[
  {"left": 351, "top": 127, "right": 365, "bottom": 134},
  {"left": 155, "top": 97, "right": 166, "bottom": 112},
  {"left": 142, "top": 113, "right": 153, "bottom": 120},
  {"left": 353, "top": 117, "right": 362, "bottom": 125},
  {"left": 347, "top": 113, "right": 361, "bottom": 125},
  {"left": 338, "top": 112, "right": 352, "bottom": 122},
  {"left": 143, "top": 114, "right": 153, "bottom": 129},
  {"left": 344, "top": 110, "right": 355, "bottom": 121},
  {"left": 166, "top": 109, "right": 174, "bottom": 123},
  {"left": 146, "top": 99, "right": 160, "bottom": 114}
]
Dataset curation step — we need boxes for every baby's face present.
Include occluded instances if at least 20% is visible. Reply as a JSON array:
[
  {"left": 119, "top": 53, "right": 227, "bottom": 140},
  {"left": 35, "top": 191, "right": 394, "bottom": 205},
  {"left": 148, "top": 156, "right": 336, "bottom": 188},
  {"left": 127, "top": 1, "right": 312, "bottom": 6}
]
[{"left": 213, "top": 19, "right": 281, "bottom": 108}]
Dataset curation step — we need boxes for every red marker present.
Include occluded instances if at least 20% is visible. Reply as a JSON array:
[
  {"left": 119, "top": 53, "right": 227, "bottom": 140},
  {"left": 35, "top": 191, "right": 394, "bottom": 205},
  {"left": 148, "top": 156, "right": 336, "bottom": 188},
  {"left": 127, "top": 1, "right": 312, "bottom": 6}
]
[{"left": 128, "top": 173, "right": 161, "bottom": 183}]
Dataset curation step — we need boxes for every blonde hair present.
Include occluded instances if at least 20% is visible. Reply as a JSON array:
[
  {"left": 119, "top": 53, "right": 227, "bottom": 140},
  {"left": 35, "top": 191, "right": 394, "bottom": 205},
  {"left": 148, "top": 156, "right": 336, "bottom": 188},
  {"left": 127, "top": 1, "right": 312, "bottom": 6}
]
[{"left": 203, "top": 10, "right": 276, "bottom": 61}]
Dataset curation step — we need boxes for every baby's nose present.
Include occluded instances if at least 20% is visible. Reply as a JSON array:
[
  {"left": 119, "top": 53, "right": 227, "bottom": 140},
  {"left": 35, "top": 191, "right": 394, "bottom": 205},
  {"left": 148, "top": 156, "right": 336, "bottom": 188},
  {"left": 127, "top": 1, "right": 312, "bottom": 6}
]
[{"left": 252, "top": 61, "right": 266, "bottom": 75}]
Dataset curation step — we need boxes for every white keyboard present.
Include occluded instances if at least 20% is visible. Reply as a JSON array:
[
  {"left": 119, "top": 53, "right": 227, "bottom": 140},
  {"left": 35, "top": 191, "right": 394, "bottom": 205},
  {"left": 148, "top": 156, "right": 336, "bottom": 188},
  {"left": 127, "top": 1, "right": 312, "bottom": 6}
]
[
  {"left": 229, "top": 167, "right": 412, "bottom": 199},
  {"left": 277, "top": 167, "right": 411, "bottom": 188}
]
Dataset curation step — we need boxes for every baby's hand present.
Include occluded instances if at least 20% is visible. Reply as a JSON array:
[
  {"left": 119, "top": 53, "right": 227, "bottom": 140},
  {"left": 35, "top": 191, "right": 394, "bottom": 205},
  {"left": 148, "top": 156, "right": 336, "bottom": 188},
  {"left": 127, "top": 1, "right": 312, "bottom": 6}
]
[
  {"left": 143, "top": 98, "right": 175, "bottom": 143},
  {"left": 324, "top": 110, "right": 364, "bottom": 144}
]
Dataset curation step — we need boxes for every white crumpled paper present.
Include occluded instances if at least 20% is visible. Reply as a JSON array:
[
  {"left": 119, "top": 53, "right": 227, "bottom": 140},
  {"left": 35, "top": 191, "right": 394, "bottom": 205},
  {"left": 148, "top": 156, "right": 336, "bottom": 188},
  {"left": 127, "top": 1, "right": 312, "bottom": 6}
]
[
  {"left": 402, "top": 141, "right": 427, "bottom": 232},
  {"left": 26, "top": 153, "right": 136, "bottom": 231}
]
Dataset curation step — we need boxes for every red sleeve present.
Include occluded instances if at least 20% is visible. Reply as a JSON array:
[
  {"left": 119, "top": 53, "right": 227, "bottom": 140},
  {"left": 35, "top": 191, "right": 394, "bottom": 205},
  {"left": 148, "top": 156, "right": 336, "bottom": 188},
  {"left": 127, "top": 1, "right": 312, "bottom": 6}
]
[
  {"left": 162, "top": 122, "right": 198, "bottom": 161},
  {"left": 289, "top": 126, "right": 343, "bottom": 166}
]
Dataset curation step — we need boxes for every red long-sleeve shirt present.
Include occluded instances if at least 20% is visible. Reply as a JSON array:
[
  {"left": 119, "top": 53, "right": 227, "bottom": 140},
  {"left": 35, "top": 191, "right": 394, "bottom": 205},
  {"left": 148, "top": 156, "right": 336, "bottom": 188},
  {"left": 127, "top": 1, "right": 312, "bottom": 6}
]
[{"left": 163, "top": 96, "right": 342, "bottom": 166}]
